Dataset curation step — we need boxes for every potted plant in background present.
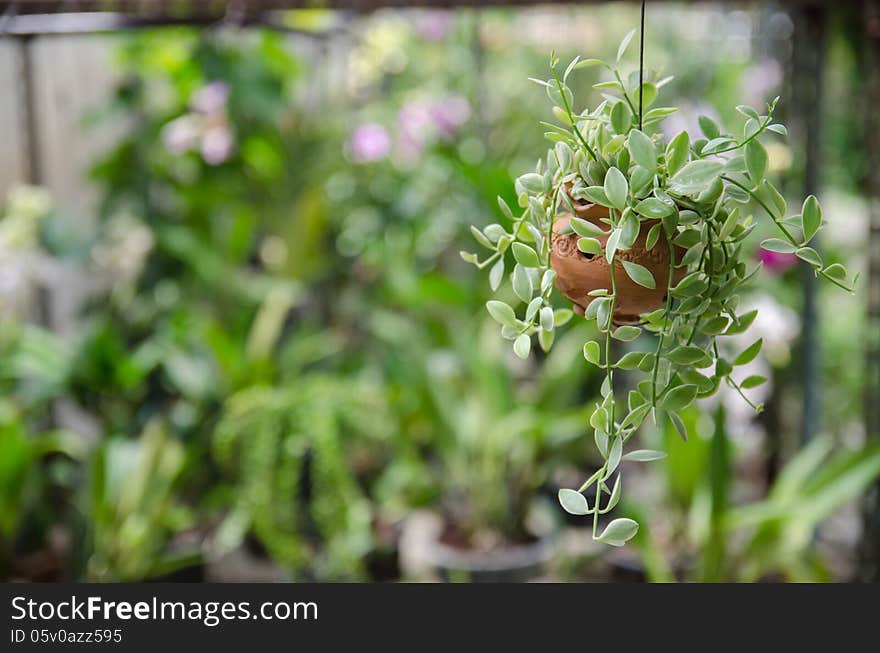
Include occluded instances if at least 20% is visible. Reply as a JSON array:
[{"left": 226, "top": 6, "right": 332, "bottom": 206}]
[
  {"left": 375, "top": 311, "right": 597, "bottom": 582},
  {"left": 463, "top": 28, "right": 856, "bottom": 547}
]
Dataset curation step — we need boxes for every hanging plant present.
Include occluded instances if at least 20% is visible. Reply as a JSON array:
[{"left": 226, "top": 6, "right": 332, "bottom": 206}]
[{"left": 462, "top": 27, "right": 857, "bottom": 547}]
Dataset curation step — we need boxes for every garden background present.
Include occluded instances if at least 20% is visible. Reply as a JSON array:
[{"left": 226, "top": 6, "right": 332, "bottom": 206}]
[{"left": 2, "top": 0, "right": 880, "bottom": 582}]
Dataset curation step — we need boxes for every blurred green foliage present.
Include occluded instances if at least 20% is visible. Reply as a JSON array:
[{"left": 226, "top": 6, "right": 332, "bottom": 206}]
[{"left": 0, "top": 6, "right": 875, "bottom": 582}]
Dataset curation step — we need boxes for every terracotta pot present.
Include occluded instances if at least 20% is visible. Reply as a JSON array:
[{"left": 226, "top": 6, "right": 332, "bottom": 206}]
[{"left": 550, "top": 197, "right": 684, "bottom": 325}]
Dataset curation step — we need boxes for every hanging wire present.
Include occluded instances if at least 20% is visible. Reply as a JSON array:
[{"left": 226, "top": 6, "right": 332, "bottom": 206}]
[{"left": 638, "top": 0, "right": 646, "bottom": 130}]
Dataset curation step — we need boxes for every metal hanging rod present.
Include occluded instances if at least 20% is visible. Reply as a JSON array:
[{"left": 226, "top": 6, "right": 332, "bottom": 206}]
[{"left": 0, "top": 0, "right": 838, "bottom": 38}]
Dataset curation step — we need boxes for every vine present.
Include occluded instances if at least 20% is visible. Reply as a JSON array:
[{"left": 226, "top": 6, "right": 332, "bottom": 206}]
[{"left": 462, "top": 30, "right": 856, "bottom": 546}]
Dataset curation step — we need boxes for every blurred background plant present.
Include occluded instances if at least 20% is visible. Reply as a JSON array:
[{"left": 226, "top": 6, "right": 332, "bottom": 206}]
[{"left": 0, "top": 1, "right": 877, "bottom": 582}]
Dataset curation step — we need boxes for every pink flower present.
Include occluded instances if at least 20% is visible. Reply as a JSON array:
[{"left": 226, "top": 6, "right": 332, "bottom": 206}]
[
  {"left": 416, "top": 11, "right": 452, "bottom": 42},
  {"left": 757, "top": 248, "right": 797, "bottom": 273},
  {"left": 350, "top": 124, "right": 391, "bottom": 163},
  {"left": 191, "top": 81, "right": 230, "bottom": 114},
  {"left": 201, "top": 125, "right": 234, "bottom": 165},
  {"left": 162, "top": 115, "right": 200, "bottom": 155}
]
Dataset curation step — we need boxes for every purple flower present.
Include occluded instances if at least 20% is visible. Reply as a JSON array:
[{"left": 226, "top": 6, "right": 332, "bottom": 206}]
[
  {"left": 350, "top": 123, "right": 391, "bottom": 163},
  {"left": 417, "top": 11, "right": 452, "bottom": 42},
  {"left": 191, "top": 81, "right": 230, "bottom": 115},
  {"left": 201, "top": 125, "right": 234, "bottom": 165},
  {"left": 396, "top": 96, "right": 471, "bottom": 159},
  {"left": 757, "top": 248, "right": 797, "bottom": 273},
  {"left": 430, "top": 95, "right": 471, "bottom": 140}
]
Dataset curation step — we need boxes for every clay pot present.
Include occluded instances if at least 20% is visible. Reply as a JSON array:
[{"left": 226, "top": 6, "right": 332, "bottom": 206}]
[{"left": 550, "top": 197, "right": 684, "bottom": 325}]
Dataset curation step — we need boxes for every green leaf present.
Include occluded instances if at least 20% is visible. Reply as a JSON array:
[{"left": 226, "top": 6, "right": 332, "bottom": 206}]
[
  {"left": 616, "top": 28, "right": 637, "bottom": 62},
  {"left": 736, "top": 104, "right": 760, "bottom": 120},
  {"left": 760, "top": 238, "right": 796, "bottom": 254},
  {"left": 615, "top": 351, "right": 647, "bottom": 370},
  {"left": 526, "top": 297, "right": 542, "bottom": 321},
  {"left": 512, "top": 264, "right": 533, "bottom": 302},
  {"left": 604, "top": 167, "right": 629, "bottom": 211},
  {"left": 698, "top": 115, "right": 721, "bottom": 139},
  {"left": 554, "top": 309, "right": 573, "bottom": 328},
  {"left": 512, "top": 242, "right": 541, "bottom": 267},
  {"left": 646, "top": 223, "right": 662, "bottom": 250},
  {"left": 802, "top": 195, "right": 822, "bottom": 242},
  {"left": 610, "top": 100, "right": 631, "bottom": 134},
  {"left": 669, "top": 160, "right": 723, "bottom": 195},
  {"left": 574, "top": 58, "right": 607, "bottom": 69},
  {"left": 621, "top": 403, "right": 650, "bottom": 430},
  {"left": 822, "top": 263, "right": 848, "bottom": 281},
  {"left": 745, "top": 140, "right": 768, "bottom": 185},
  {"left": 470, "top": 225, "right": 493, "bottom": 249},
  {"left": 796, "top": 246, "right": 822, "bottom": 267},
  {"left": 715, "top": 358, "right": 733, "bottom": 377},
  {"left": 605, "top": 228, "right": 621, "bottom": 263},
  {"left": 541, "top": 269, "right": 557, "bottom": 293},
  {"left": 622, "top": 449, "right": 668, "bottom": 462},
  {"left": 618, "top": 211, "right": 639, "bottom": 249},
  {"left": 643, "top": 107, "right": 678, "bottom": 126},
  {"left": 612, "top": 326, "right": 642, "bottom": 342},
  {"left": 540, "top": 306, "right": 555, "bottom": 331},
  {"left": 733, "top": 338, "right": 763, "bottom": 366},
  {"left": 621, "top": 260, "right": 656, "bottom": 289},
  {"left": 606, "top": 437, "right": 623, "bottom": 473},
  {"left": 489, "top": 258, "right": 504, "bottom": 291},
  {"left": 577, "top": 237, "right": 603, "bottom": 255},
  {"left": 665, "top": 131, "right": 690, "bottom": 176},
  {"left": 583, "top": 340, "right": 601, "bottom": 365},
  {"left": 635, "top": 197, "right": 672, "bottom": 219},
  {"left": 741, "top": 375, "right": 767, "bottom": 389},
  {"left": 513, "top": 334, "right": 531, "bottom": 359},
  {"left": 719, "top": 207, "right": 740, "bottom": 240},
  {"left": 539, "top": 327, "right": 554, "bottom": 352},
  {"left": 484, "top": 224, "right": 507, "bottom": 242},
  {"left": 602, "top": 474, "right": 623, "bottom": 513},
  {"left": 570, "top": 217, "right": 607, "bottom": 238},
  {"left": 700, "top": 315, "right": 730, "bottom": 335},
  {"left": 703, "top": 137, "right": 736, "bottom": 154},
  {"left": 666, "top": 346, "right": 710, "bottom": 366},
  {"left": 486, "top": 300, "right": 517, "bottom": 327},
  {"left": 627, "top": 130, "right": 656, "bottom": 172},
  {"left": 497, "top": 196, "right": 514, "bottom": 219},
  {"left": 583, "top": 186, "right": 611, "bottom": 207},
  {"left": 760, "top": 179, "right": 786, "bottom": 217},
  {"left": 668, "top": 411, "right": 688, "bottom": 442},
  {"left": 660, "top": 384, "right": 698, "bottom": 411},
  {"left": 724, "top": 309, "right": 757, "bottom": 335},
  {"left": 596, "top": 517, "right": 639, "bottom": 546},
  {"left": 635, "top": 82, "right": 657, "bottom": 111},
  {"left": 558, "top": 489, "right": 590, "bottom": 515},
  {"left": 518, "top": 172, "right": 546, "bottom": 194}
]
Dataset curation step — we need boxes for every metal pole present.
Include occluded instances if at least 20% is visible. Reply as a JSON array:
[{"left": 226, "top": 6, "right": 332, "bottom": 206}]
[
  {"left": 16, "top": 33, "right": 53, "bottom": 329},
  {"left": 791, "top": 3, "right": 828, "bottom": 443}
]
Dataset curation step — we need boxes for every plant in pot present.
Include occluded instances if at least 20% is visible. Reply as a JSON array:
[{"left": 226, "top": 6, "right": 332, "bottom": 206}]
[
  {"left": 378, "top": 313, "right": 594, "bottom": 582},
  {"left": 211, "top": 373, "right": 391, "bottom": 581},
  {"left": 462, "top": 30, "right": 856, "bottom": 548}
]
